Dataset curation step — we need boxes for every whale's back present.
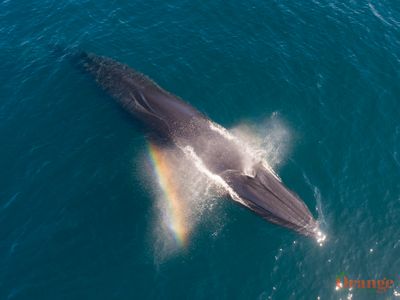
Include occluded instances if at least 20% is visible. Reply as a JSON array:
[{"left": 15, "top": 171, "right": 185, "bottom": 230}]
[{"left": 81, "top": 53, "right": 204, "bottom": 138}]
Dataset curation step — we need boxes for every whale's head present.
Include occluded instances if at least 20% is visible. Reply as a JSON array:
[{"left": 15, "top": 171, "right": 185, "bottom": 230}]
[{"left": 223, "top": 164, "right": 322, "bottom": 239}]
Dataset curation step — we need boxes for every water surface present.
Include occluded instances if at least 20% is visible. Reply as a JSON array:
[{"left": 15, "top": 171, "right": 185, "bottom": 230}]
[{"left": 1, "top": 1, "right": 400, "bottom": 299}]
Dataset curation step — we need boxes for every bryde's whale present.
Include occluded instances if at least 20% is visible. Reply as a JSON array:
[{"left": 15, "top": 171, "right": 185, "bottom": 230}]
[{"left": 79, "top": 52, "right": 324, "bottom": 240}]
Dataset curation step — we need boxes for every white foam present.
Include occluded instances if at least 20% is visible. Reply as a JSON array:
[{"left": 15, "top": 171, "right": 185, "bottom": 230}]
[
  {"left": 209, "top": 119, "right": 283, "bottom": 181},
  {"left": 180, "top": 145, "right": 247, "bottom": 207},
  {"left": 208, "top": 121, "right": 235, "bottom": 140}
]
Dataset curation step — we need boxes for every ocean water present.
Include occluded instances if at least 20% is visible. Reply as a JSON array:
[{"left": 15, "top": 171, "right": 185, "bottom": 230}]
[{"left": 1, "top": 1, "right": 400, "bottom": 299}]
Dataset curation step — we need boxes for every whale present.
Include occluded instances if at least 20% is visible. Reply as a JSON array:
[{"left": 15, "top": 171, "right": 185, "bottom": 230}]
[{"left": 79, "top": 52, "right": 324, "bottom": 239}]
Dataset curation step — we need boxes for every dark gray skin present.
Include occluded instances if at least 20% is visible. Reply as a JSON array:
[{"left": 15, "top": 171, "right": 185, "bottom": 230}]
[{"left": 81, "top": 53, "right": 320, "bottom": 237}]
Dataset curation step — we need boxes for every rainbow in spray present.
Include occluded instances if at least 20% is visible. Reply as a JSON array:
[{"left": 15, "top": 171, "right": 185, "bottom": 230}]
[{"left": 148, "top": 143, "right": 188, "bottom": 246}]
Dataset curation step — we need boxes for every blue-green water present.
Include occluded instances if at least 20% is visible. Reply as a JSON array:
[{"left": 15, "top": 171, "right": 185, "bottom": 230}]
[{"left": 1, "top": 1, "right": 400, "bottom": 299}]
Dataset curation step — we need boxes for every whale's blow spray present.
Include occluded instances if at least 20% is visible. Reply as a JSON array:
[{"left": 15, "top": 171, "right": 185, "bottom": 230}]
[
  {"left": 148, "top": 143, "right": 189, "bottom": 246},
  {"left": 146, "top": 115, "right": 309, "bottom": 257},
  {"left": 231, "top": 113, "right": 292, "bottom": 170},
  {"left": 147, "top": 142, "right": 224, "bottom": 257}
]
